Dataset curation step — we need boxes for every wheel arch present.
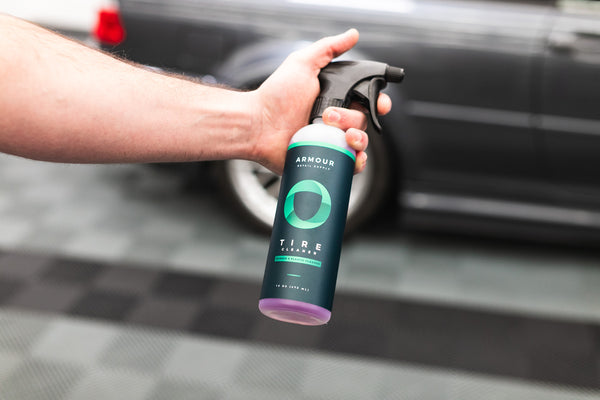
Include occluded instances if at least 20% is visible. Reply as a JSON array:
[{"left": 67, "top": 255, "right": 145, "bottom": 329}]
[
  {"left": 213, "top": 40, "right": 412, "bottom": 233},
  {"left": 215, "top": 37, "right": 411, "bottom": 186},
  {"left": 217, "top": 40, "right": 310, "bottom": 89}
]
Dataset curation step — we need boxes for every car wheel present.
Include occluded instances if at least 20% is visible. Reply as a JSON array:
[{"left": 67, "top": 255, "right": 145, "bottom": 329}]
[{"left": 215, "top": 133, "right": 390, "bottom": 235}]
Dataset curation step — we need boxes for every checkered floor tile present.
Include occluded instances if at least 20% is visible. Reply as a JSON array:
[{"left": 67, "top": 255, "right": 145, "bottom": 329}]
[
  {"left": 0, "top": 250, "right": 598, "bottom": 391},
  {"left": 1, "top": 306, "right": 599, "bottom": 400},
  {"left": 1, "top": 154, "right": 600, "bottom": 399}
]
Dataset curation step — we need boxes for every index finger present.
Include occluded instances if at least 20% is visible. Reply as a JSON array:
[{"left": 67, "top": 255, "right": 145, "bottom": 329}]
[
  {"left": 350, "top": 93, "right": 392, "bottom": 116},
  {"left": 377, "top": 93, "right": 392, "bottom": 116}
]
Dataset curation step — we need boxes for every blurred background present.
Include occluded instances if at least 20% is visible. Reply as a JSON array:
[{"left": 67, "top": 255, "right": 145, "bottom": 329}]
[{"left": 0, "top": 0, "right": 599, "bottom": 398}]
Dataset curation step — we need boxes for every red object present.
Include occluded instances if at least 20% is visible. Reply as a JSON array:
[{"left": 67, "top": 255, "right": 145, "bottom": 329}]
[{"left": 94, "top": 8, "right": 126, "bottom": 46}]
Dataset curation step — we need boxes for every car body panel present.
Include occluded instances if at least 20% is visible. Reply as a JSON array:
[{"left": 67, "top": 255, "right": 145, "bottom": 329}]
[
  {"left": 114, "top": 0, "right": 600, "bottom": 241},
  {"left": 541, "top": 1, "right": 600, "bottom": 202}
]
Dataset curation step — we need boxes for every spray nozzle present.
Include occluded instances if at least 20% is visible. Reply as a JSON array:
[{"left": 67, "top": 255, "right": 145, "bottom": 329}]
[{"left": 310, "top": 60, "right": 404, "bottom": 132}]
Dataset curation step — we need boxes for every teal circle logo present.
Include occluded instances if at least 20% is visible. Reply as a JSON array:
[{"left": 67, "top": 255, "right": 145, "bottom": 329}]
[{"left": 284, "top": 180, "right": 331, "bottom": 229}]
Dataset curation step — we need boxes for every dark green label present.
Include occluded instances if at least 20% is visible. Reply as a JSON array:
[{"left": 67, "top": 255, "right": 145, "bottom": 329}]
[{"left": 260, "top": 142, "right": 355, "bottom": 310}]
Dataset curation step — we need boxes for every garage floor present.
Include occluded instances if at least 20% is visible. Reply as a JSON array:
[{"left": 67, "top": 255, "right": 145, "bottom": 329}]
[{"left": 0, "top": 154, "right": 598, "bottom": 399}]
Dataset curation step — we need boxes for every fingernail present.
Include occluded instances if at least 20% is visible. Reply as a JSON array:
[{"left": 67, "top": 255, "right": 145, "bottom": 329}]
[
  {"left": 346, "top": 28, "right": 359, "bottom": 38},
  {"left": 325, "top": 109, "right": 340, "bottom": 123},
  {"left": 350, "top": 129, "right": 362, "bottom": 145},
  {"left": 355, "top": 152, "right": 367, "bottom": 173}
]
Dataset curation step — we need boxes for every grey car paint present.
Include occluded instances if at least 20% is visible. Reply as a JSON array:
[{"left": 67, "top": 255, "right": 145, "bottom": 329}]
[{"left": 114, "top": 0, "right": 600, "bottom": 243}]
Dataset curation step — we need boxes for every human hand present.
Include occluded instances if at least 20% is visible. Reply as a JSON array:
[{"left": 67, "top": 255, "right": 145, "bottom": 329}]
[{"left": 249, "top": 29, "right": 392, "bottom": 175}]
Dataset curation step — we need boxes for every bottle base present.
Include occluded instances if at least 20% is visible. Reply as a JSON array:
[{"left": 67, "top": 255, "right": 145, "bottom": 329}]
[{"left": 258, "top": 298, "right": 331, "bottom": 326}]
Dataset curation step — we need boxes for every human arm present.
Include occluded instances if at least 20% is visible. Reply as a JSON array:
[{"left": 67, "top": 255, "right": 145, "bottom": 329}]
[{"left": 0, "top": 14, "right": 390, "bottom": 173}]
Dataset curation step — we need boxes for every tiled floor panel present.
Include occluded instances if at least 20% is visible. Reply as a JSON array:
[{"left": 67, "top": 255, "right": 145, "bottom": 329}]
[
  {"left": 1, "top": 156, "right": 599, "bottom": 324},
  {"left": 0, "top": 251, "right": 598, "bottom": 391},
  {"left": 1, "top": 155, "right": 600, "bottom": 399},
  {"left": 1, "top": 307, "right": 599, "bottom": 400}
]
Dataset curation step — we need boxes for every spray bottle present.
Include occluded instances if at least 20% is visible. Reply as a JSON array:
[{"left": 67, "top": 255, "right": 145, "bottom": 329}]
[{"left": 259, "top": 60, "right": 404, "bottom": 326}]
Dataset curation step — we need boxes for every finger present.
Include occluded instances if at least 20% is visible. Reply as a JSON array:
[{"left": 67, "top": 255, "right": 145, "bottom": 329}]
[
  {"left": 348, "top": 93, "right": 391, "bottom": 115},
  {"left": 377, "top": 93, "right": 392, "bottom": 115},
  {"left": 322, "top": 107, "right": 367, "bottom": 131},
  {"left": 354, "top": 151, "right": 368, "bottom": 174},
  {"left": 294, "top": 29, "right": 359, "bottom": 70},
  {"left": 345, "top": 128, "right": 369, "bottom": 152}
]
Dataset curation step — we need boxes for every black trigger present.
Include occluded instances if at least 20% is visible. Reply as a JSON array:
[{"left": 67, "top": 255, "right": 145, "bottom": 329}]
[
  {"left": 368, "top": 78, "right": 387, "bottom": 133},
  {"left": 351, "top": 80, "right": 370, "bottom": 106},
  {"left": 351, "top": 78, "right": 387, "bottom": 133}
]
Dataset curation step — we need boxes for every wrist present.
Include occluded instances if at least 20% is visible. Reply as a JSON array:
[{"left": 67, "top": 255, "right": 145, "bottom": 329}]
[
  {"left": 242, "top": 90, "right": 266, "bottom": 163},
  {"left": 183, "top": 86, "right": 259, "bottom": 162}
]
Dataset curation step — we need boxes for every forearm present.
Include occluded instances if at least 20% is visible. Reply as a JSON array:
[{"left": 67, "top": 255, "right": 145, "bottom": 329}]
[{"left": 0, "top": 14, "right": 257, "bottom": 163}]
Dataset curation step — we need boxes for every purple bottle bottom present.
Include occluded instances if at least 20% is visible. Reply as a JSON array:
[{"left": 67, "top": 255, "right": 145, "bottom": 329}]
[{"left": 259, "top": 298, "right": 331, "bottom": 326}]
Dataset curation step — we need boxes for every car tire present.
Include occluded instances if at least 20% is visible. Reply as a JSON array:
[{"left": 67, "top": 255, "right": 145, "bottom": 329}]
[{"left": 215, "top": 132, "right": 391, "bottom": 235}]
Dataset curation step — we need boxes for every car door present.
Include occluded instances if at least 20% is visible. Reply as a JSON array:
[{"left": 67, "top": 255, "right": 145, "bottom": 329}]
[
  {"left": 394, "top": 0, "right": 552, "bottom": 202},
  {"left": 541, "top": 0, "right": 600, "bottom": 207}
]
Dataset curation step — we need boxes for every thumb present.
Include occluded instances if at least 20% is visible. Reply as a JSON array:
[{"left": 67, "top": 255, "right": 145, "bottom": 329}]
[{"left": 295, "top": 29, "right": 359, "bottom": 71}]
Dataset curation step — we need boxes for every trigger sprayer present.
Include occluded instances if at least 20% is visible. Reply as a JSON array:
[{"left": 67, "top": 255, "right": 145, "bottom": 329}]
[{"left": 259, "top": 60, "right": 404, "bottom": 326}]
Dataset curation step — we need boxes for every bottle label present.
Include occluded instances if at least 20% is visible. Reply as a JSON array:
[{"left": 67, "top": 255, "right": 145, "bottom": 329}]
[{"left": 260, "top": 141, "right": 355, "bottom": 310}]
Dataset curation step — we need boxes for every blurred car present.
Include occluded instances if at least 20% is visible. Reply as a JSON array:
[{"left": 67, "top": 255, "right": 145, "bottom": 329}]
[{"left": 95, "top": 0, "right": 600, "bottom": 243}]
